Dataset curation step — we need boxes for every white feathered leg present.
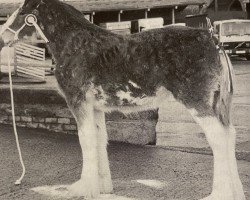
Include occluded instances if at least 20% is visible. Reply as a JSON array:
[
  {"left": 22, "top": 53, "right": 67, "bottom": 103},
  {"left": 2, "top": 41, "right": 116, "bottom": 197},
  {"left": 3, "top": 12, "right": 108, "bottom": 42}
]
[
  {"left": 227, "top": 126, "right": 245, "bottom": 200},
  {"left": 68, "top": 103, "right": 100, "bottom": 198},
  {"left": 189, "top": 110, "right": 245, "bottom": 200},
  {"left": 95, "top": 109, "right": 113, "bottom": 194}
]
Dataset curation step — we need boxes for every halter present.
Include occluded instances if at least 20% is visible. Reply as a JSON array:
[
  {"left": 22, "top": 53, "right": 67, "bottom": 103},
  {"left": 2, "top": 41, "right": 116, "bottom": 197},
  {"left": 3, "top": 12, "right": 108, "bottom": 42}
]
[{"left": 4, "top": 14, "right": 49, "bottom": 44}]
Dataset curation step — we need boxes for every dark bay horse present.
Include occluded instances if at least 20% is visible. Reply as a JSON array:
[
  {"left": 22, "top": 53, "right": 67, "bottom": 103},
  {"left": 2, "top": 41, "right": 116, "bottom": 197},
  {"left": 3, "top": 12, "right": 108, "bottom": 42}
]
[{"left": 0, "top": 0, "right": 246, "bottom": 199}]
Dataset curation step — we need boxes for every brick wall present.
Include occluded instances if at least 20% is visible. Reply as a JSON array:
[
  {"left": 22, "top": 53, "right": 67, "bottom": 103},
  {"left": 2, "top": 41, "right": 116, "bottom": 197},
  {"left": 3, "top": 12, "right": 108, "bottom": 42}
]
[
  {"left": 1, "top": 114, "right": 77, "bottom": 134},
  {"left": 0, "top": 84, "right": 158, "bottom": 145},
  {"left": 0, "top": 102, "right": 158, "bottom": 145}
]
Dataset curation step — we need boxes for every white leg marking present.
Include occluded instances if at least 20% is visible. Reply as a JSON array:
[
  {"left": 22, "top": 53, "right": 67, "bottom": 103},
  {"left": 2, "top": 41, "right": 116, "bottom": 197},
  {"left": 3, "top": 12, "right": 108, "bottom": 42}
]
[
  {"left": 95, "top": 110, "right": 113, "bottom": 194},
  {"left": 68, "top": 103, "right": 100, "bottom": 198},
  {"left": 189, "top": 110, "right": 245, "bottom": 200}
]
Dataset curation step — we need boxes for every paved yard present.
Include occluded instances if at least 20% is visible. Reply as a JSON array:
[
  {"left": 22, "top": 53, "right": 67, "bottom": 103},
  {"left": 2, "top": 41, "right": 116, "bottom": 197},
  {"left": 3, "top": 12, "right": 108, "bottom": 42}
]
[{"left": 0, "top": 124, "right": 249, "bottom": 200}]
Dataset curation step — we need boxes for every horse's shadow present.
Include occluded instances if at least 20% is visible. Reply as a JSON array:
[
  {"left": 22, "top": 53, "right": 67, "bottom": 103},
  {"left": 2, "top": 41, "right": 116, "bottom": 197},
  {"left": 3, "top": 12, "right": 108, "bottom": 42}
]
[
  {"left": 31, "top": 185, "right": 134, "bottom": 199},
  {"left": 31, "top": 179, "right": 170, "bottom": 200}
]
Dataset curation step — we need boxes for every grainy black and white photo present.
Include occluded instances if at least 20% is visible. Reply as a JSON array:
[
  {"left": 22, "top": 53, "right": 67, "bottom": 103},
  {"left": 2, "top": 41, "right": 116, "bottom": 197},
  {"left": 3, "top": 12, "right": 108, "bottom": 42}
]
[{"left": 0, "top": 0, "right": 249, "bottom": 199}]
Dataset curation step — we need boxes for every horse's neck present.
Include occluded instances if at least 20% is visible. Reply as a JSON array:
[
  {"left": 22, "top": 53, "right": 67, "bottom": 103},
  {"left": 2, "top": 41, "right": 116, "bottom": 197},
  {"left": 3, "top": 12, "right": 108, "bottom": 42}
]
[
  {"left": 39, "top": 9, "right": 116, "bottom": 64},
  {"left": 46, "top": 25, "right": 102, "bottom": 61}
]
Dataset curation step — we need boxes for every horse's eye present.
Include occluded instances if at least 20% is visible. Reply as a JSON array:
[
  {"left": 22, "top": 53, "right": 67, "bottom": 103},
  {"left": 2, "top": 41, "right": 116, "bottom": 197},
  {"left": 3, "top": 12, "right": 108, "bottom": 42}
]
[{"left": 32, "top": 9, "right": 39, "bottom": 16}]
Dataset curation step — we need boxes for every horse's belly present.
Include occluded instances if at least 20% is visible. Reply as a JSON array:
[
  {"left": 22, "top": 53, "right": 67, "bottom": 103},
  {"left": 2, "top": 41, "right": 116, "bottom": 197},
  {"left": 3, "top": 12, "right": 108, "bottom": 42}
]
[{"left": 93, "top": 85, "right": 171, "bottom": 113}]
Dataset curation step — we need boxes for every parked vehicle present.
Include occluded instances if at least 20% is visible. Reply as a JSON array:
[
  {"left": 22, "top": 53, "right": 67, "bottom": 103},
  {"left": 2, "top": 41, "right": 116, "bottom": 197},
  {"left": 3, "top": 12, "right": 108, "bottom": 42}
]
[
  {"left": 185, "top": 14, "right": 213, "bottom": 34},
  {"left": 213, "top": 19, "right": 250, "bottom": 60}
]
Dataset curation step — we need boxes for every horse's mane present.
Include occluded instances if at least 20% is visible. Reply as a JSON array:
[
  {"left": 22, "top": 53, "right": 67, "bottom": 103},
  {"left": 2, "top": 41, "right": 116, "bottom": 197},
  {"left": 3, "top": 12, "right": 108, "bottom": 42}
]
[
  {"left": 61, "top": 3, "right": 87, "bottom": 23},
  {"left": 47, "top": 0, "right": 115, "bottom": 35}
]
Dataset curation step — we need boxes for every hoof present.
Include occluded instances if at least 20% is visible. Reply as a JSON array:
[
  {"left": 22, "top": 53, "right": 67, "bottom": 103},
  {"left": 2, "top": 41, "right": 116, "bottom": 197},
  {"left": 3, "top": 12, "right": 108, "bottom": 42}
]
[
  {"left": 99, "top": 176, "right": 113, "bottom": 194},
  {"left": 67, "top": 179, "right": 100, "bottom": 199}
]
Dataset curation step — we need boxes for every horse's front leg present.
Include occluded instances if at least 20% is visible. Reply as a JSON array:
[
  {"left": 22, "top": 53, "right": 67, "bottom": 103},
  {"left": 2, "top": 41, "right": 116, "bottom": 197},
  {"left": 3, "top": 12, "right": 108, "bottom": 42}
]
[
  {"left": 94, "top": 109, "right": 113, "bottom": 194},
  {"left": 68, "top": 102, "right": 100, "bottom": 198}
]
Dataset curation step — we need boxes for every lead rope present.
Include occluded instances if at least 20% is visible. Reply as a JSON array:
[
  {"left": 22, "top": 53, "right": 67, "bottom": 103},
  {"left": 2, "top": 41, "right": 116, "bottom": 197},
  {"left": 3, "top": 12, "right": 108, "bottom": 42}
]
[
  {"left": 3, "top": 9, "right": 49, "bottom": 186},
  {"left": 7, "top": 46, "right": 26, "bottom": 185}
]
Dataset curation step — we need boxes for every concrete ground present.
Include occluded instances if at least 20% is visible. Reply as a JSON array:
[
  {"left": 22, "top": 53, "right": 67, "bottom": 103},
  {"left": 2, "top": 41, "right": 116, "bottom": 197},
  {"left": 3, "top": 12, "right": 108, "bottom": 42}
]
[{"left": 0, "top": 124, "right": 249, "bottom": 200}]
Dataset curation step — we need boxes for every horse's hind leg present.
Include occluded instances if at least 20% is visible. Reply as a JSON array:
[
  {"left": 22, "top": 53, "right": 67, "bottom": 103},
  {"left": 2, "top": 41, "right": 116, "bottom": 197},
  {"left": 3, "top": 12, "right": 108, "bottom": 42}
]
[
  {"left": 68, "top": 102, "right": 100, "bottom": 198},
  {"left": 188, "top": 107, "right": 245, "bottom": 200},
  {"left": 94, "top": 109, "right": 113, "bottom": 193}
]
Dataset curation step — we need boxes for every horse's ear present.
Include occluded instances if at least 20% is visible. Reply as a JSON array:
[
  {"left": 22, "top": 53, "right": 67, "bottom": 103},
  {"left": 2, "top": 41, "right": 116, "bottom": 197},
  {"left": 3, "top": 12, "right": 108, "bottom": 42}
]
[
  {"left": 22, "top": 0, "right": 43, "bottom": 8},
  {"left": 21, "top": 0, "right": 45, "bottom": 14}
]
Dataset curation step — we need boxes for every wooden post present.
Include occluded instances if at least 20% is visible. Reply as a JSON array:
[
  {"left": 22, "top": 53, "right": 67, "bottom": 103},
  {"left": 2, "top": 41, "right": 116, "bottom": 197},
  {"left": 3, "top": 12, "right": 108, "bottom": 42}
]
[
  {"left": 247, "top": 3, "right": 250, "bottom": 19},
  {"left": 145, "top": 8, "right": 150, "bottom": 19},
  {"left": 118, "top": 10, "right": 123, "bottom": 22},
  {"left": 215, "top": 0, "right": 218, "bottom": 12},
  {"left": 199, "top": 5, "right": 203, "bottom": 14},
  {"left": 171, "top": 7, "right": 175, "bottom": 24},
  {"left": 90, "top": 12, "right": 95, "bottom": 23}
]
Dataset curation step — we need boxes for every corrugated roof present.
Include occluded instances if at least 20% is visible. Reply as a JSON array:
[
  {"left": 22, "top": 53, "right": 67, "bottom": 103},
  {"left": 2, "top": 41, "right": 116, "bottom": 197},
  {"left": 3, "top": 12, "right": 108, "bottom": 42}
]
[
  {"left": 66, "top": 0, "right": 206, "bottom": 12},
  {"left": 0, "top": 0, "right": 206, "bottom": 16}
]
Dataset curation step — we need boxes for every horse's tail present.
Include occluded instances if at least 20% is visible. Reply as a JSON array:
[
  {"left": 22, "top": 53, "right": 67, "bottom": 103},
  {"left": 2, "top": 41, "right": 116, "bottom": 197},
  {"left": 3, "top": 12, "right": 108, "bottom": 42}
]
[{"left": 213, "top": 50, "right": 234, "bottom": 126}]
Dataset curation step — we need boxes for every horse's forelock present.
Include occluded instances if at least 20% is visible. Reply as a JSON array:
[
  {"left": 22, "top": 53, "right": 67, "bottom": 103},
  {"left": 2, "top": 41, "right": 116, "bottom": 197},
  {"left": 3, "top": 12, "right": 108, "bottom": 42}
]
[
  {"left": 23, "top": 0, "right": 38, "bottom": 6},
  {"left": 22, "top": 0, "right": 48, "bottom": 9}
]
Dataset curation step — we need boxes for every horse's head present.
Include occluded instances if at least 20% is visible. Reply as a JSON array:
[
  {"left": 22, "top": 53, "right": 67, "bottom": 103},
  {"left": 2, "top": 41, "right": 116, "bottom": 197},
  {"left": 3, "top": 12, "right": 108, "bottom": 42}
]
[{"left": 0, "top": 0, "right": 49, "bottom": 49}]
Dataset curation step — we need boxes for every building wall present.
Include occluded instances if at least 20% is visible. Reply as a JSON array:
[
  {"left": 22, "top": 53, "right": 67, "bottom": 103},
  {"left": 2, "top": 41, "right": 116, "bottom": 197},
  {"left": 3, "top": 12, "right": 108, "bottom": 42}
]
[
  {"left": 201, "top": 0, "right": 247, "bottom": 21},
  {"left": 92, "top": 6, "right": 199, "bottom": 25}
]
